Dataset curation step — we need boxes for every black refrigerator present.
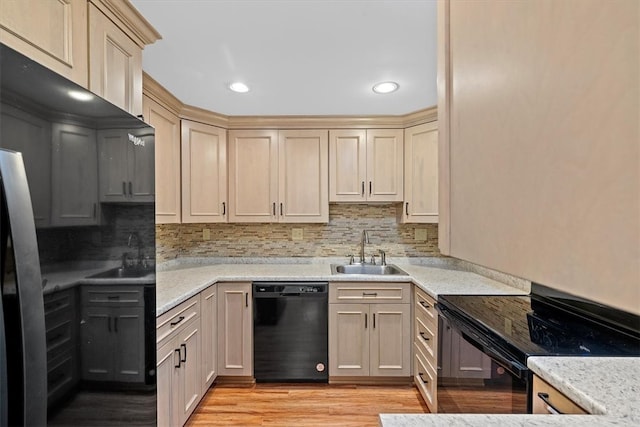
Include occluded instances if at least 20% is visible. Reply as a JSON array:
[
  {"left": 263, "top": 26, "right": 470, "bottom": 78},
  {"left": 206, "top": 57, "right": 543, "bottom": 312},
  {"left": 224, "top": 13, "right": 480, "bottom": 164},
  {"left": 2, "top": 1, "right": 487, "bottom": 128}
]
[{"left": 0, "top": 44, "right": 156, "bottom": 426}]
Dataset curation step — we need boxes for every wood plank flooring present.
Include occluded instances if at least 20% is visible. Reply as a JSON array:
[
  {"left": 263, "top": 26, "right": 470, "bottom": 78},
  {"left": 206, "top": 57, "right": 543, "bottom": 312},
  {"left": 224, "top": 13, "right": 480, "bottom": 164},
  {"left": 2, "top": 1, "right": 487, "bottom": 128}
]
[{"left": 186, "top": 383, "right": 429, "bottom": 426}]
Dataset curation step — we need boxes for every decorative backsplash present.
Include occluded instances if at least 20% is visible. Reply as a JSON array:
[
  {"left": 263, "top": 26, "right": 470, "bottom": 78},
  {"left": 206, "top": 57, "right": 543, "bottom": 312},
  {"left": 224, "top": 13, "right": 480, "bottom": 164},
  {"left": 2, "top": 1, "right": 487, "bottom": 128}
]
[
  {"left": 156, "top": 204, "right": 439, "bottom": 262},
  {"left": 37, "top": 204, "right": 156, "bottom": 264}
]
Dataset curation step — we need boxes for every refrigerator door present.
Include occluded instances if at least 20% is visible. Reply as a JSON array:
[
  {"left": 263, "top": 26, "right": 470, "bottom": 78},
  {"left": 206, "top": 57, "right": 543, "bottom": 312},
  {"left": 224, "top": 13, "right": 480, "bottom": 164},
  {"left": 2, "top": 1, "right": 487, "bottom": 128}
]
[{"left": 0, "top": 149, "right": 47, "bottom": 426}]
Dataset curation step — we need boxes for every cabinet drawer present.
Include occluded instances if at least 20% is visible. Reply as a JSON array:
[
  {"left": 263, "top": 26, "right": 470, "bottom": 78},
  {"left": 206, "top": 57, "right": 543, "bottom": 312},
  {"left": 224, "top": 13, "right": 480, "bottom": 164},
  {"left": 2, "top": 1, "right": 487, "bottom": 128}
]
[
  {"left": 414, "top": 311, "right": 437, "bottom": 366},
  {"left": 46, "top": 314, "right": 75, "bottom": 362},
  {"left": 81, "top": 285, "right": 144, "bottom": 306},
  {"left": 414, "top": 287, "right": 437, "bottom": 326},
  {"left": 44, "top": 289, "right": 75, "bottom": 318},
  {"left": 156, "top": 295, "right": 200, "bottom": 344},
  {"left": 532, "top": 375, "right": 588, "bottom": 414},
  {"left": 414, "top": 342, "right": 437, "bottom": 412},
  {"left": 47, "top": 352, "right": 76, "bottom": 404},
  {"left": 329, "top": 282, "right": 410, "bottom": 304}
]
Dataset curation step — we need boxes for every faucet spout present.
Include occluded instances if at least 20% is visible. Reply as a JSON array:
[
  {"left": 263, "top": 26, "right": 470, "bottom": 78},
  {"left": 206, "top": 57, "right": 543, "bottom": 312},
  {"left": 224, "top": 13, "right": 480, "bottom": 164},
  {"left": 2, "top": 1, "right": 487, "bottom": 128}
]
[
  {"left": 360, "top": 230, "right": 370, "bottom": 264},
  {"left": 127, "top": 232, "right": 143, "bottom": 265}
]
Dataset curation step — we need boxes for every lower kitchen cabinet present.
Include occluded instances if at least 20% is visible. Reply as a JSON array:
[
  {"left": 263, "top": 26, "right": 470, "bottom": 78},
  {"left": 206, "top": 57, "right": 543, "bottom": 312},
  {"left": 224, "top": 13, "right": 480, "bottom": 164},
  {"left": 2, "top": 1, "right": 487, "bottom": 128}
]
[
  {"left": 80, "top": 286, "right": 145, "bottom": 382},
  {"left": 532, "top": 375, "right": 588, "bottom": 414},
  {"left": 201, "top": 284, "right": 217, "bottom": 390},
  {"left": 329, "top": 282, "right": 411, "bottom": 379},
  {"left": 217, "top": 282, "right": 253, "bottom": 377},
  {"left": 44, "top": 289, "right": 78, "bottom": 407},
  {"left": 413, "top": 287, "right": 438, "bottom": 412},
  {"left": 156, "top": 295, "right": 202, "bottom": 427}
]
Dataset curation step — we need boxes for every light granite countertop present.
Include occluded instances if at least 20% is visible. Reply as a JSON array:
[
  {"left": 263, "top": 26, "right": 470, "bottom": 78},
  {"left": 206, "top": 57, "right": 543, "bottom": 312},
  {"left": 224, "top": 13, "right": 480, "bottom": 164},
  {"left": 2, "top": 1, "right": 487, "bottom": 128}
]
[
  {"left": 379, "top": 357, "right": 640, "bottom": 426},
  {"left": 155, "top": 258, "right": 528, "bottom": 316}
]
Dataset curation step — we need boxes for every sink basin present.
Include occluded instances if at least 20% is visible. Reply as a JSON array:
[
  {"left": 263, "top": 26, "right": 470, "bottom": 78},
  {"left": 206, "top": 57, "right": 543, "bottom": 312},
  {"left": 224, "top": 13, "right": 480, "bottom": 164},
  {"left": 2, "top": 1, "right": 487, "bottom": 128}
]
[
  {"left": 331, "top": 264, "right": 408, "bottom": 276},
  {"left": 87, "top": 266, "right": 155, "bottom": 279}
]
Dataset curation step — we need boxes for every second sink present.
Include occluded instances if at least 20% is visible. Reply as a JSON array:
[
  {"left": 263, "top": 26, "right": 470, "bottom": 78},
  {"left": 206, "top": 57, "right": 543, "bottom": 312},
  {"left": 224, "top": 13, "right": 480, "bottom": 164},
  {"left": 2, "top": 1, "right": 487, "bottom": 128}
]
[{"left": 331, "top": 264, "right": 408, "bottom": 276}]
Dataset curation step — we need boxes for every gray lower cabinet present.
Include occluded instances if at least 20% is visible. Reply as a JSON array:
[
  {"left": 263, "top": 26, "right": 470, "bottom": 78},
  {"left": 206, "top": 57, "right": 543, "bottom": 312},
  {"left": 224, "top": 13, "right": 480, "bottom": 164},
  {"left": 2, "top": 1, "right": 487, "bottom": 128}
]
[
  {"left": 44, "top": 289, "right": 78, "bottom": 407},
  {"left": 80, "top": 285, "right": 145, "bottom": 382}
]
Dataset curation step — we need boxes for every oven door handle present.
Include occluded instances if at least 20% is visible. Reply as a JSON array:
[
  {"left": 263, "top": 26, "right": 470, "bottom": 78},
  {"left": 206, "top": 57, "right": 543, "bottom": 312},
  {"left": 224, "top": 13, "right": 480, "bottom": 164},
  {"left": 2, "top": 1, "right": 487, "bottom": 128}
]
[{"left": 437, "top": 303, "right": 528, "bottom": 379}]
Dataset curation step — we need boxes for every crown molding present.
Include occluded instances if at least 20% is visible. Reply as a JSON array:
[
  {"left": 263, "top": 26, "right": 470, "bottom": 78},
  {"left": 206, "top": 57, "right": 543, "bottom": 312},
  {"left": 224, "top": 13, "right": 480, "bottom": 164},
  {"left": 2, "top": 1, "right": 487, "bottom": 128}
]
[
  {"left": 180, "top": 104, "right": 230, "bottom": 129},
  {"left": 142, "top": 72, "right": 183, "bottom": 116},
  {"left": 90, "top": 0, "right": 162, "bottom": 48}
]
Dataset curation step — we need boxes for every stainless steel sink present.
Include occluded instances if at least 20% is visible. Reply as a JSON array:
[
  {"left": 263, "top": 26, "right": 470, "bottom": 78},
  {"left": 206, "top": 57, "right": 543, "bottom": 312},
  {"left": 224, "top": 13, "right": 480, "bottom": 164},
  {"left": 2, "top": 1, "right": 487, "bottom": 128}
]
[
  {"left": 331, "top": 263, "right": 408, "bottom": 276},
  {"left": 87, "top": 266, "right": 155, "bottom": 279}
]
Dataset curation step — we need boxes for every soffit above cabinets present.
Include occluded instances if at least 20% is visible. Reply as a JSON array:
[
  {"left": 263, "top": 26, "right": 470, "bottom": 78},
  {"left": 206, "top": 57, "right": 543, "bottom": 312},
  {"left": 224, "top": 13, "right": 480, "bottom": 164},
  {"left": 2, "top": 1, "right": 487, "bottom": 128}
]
[{"left": 130, "top": 0, "right": 437, "bottom": 116}]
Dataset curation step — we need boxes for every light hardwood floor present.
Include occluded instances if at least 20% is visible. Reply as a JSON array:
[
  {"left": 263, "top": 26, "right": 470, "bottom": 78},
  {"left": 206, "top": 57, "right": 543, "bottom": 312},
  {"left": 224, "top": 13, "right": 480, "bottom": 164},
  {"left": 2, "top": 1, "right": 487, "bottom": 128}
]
[{"left": 186, "top": 383, "right": 429, "bottom": 426}]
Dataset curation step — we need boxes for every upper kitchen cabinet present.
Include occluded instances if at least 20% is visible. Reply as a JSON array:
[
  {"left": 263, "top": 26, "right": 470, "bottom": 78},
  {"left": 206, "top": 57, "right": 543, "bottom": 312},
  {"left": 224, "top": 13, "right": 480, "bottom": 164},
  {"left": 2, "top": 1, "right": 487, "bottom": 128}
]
[
  {"left": 438, "top": 0, "right": 639, "bottom": 314},
  {"left": 88, "top": 0, "right": 161, "bottom": 117},
  {"left": 97, "top": 128, "right": 155, "bottom": 203},
  {"left": 143, "top": 86, "right": 182, "bottom": 223},
  {"left": 228, "top": 129, "right": 329, "bottom": 223},
  {"left": 0, "top": 0, "right": 88, "bottom": 88},
  {"left": 181, "top": 120, "right": 228, "bottom": 223},
  {"left": 51, "top": 123, "right": 99, "bottom": 226},
  {"left": 329, "top": 129, "right": 403, "bottom": 203},
  {"left": 0, "top": 103, "right": 52, "bottom": 228},
  {"left": 400, "top": 122, "right": 438, "bottom": 223}
]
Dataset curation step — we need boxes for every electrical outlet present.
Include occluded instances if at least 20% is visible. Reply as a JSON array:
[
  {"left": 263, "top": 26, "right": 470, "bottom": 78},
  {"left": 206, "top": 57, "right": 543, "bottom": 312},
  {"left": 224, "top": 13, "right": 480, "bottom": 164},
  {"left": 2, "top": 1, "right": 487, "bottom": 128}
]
[
  {"left": 202, "top": 228, "right": 211, "bottom": 241},
  {"left": 292, "top": 228, "right": 304, "bottom": 241},
  {"left": 414, "top": 228, "right": 427, "bottom": 241}
]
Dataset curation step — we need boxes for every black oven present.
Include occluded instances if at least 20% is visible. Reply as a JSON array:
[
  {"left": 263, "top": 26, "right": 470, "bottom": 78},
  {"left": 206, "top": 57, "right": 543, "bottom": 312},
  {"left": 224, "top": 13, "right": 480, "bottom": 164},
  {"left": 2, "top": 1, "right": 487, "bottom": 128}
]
[{"left": 435, "top": 284, "right": 640, "bottom": 414}]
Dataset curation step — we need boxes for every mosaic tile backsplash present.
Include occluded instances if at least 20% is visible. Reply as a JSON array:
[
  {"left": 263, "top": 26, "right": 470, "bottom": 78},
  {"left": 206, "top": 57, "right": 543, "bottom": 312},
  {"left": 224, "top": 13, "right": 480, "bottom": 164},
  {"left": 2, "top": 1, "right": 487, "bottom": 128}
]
[{"left": 156, "top": 204, "right": 439, "bottom": 262}]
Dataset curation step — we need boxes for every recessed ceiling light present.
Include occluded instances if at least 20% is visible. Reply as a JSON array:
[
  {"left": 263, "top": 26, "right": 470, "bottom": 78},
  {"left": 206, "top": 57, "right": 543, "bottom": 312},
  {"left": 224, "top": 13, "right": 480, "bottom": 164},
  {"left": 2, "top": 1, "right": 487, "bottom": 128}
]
[
  {"left": 229, "top": 82, "right": 250, "bottom": 93},
  {"left": 68, "top": 90, "right": 94, "bottom": 101},
  {"left": 372, "top": 81, "right": 399, "bottom": 94}
]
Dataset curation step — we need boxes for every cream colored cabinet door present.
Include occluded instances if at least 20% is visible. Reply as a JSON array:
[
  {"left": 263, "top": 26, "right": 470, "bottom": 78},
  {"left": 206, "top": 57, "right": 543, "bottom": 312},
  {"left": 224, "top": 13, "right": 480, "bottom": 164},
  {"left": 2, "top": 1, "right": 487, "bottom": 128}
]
[
  {"left": 278, "top": 130, "right": 328, "bottom": 222},
  {"left": 217, "top": 282, "right": 253, "bottom": 376},
  {"left": 51, "top": 123, "right": 99, "bottom": 226},
  {"left": 329, "top": 129, "right": 403, "bottom": 202},
  {"left": 402, "top": 122, "right": 438, "bottom": 223},
  {"left": 366, "top": 129, "right": 403, "bottom": 202},
  {"left": 369, "top": 304, "right": 410, "bottom": 376},
  {"left": 156, "top": 338, "right": 180, "bottom": 427},
  {"left": 143, "top": 95, "right": 181, "bottom": 223},
  {"left": 177, "top": 316, "right": 202, "bottom": 425},
  {"left": 0, "top": 103, "right": 51, "bottom": 227},
  {"left": 182, "top": 120, "right": 227, "bottom": 223},
  {"left": 329, "top": 130, "right": 366, "bottom": 202},
  {"left": 228, "top": 130, "right": 278, "bottom": 222},
  {"left": 0, "top": 0, "right": 88, "bottom": 87},
  {"left": 88, "top": 3, "right": 142, "bottom": 116},
  {"left": 328, "top": 303, "right": 369, "bottom": 377},
  {"left": 201, "top": 285, "right": 217, "bottom": 392}
]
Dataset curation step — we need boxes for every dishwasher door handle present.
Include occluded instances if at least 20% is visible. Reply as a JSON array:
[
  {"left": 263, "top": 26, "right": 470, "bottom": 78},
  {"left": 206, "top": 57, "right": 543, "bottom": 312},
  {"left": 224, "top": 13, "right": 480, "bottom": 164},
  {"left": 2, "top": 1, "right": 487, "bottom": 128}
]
[{"left": 280, "top": 293, "right": 301, "bottom": 297}]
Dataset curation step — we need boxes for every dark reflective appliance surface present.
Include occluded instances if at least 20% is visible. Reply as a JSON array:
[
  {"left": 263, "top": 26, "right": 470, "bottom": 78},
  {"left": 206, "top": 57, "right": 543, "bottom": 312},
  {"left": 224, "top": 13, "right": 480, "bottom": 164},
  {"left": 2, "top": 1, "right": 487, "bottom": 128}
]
[{"left": 0, "top": 44, "right": 156, "bottom": 425}]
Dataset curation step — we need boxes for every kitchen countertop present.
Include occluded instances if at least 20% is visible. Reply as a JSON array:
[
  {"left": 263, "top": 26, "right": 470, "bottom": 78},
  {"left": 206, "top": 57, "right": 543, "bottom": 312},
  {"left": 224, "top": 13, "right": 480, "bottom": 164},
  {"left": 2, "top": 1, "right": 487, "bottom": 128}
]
[
  {"left": 155, "top": 259, "right": 528, "bottom": 316},
  {"left": 379, "top": 357, "right": 640, "bottom": 426}
]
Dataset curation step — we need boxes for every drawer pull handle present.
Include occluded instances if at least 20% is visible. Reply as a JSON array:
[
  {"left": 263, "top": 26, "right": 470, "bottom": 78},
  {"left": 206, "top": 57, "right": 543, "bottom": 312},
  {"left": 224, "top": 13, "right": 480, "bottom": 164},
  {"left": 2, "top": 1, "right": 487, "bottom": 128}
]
[
  {"left": 537, "top": 392, "right": 564, "bottom": 415},
  {"left": 246, "top": 293, "right": 249, "bottom": 308},
  {"left": 222, "top": 202, "right": 226, "bottom": 215},
  {"left": 419, "top": 332, "right": 430, "bottom": 341},
  {"left": 180, "top": 343, "right": 187, "bottom": 363},
  {"left": 418, "top": 372, "right": 428, "bottom": 384},
  {"left": 373, "top": 313, "right": 376, "bottom": 329},
  {"left": 405, "top": 202, "right": 409, "bottom": 216},
  {"left": 361, "top": 181, "right": 365, "bottom": 197},
  {"left": 174, "top": 349, "right": 182, "bottom": 368},
  {"left": 108, "top": 295, "right": 120, "bottom": 300},
  {"left": 369, "top": 181, "right": 372, "bottom": 196},
  {"left": 170, "top": 316, "right": 185, "bottom": 327},
  {"left": 363, "top": 292, "right": 378, "bottom": 297},
  {"left": 419, "top": 301, "right": 431, "bottom": 309},
  {"left": 364, "top": 313, "right": 368, "bottom": 329}
]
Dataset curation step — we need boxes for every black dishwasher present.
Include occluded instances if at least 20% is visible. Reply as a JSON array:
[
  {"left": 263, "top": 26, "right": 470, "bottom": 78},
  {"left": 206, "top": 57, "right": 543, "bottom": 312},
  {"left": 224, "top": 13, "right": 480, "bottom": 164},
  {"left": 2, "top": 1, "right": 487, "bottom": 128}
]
[{"left": 253, "top": 282, "right": 328, "bottom": 382}]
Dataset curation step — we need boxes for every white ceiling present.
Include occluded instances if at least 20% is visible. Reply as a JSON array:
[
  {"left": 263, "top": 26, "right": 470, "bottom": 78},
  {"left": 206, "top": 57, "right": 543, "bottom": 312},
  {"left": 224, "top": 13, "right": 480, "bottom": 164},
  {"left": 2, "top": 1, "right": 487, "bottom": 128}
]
[{"left": 131, "top": 0, "right": 437, "bottom": 116}]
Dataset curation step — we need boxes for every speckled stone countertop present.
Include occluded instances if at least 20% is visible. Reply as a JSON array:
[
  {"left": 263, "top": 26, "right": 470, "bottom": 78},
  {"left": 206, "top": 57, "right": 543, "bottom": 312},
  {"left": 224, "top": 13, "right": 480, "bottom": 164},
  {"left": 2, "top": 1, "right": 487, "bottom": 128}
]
[
  {"left": 155, "top": 257, "right": 529, "bottom": 316},
  {"left": 379, "top": 357, "right": 640, "bottom": 426}
]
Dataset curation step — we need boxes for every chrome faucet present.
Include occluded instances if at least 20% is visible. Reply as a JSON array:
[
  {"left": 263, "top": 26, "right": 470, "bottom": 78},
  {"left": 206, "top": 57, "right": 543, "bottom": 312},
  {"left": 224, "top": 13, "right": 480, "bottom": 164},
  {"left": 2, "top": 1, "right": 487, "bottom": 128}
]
[
  {"left": 360, "top": 230, "right": 370, "bottom": 264},
  {"left": 127, "top": 232, "right": 143, "bottom": 265},
  {"left": 379, "top": 249, "right": 386, "bottom": 266}
]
